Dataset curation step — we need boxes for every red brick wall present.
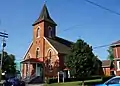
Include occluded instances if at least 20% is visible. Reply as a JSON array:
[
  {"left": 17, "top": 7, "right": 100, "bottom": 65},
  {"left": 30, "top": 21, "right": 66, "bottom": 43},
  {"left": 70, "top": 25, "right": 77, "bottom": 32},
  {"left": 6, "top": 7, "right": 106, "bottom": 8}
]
[
  {"left": 44, "top": 38, "right": 59, "bottom": 77},
  {"left": 22, "top": 20, "right": 63, "bottom": 78},
  {"left": 58, "top": 54, "right": 65, "bottom": 70}
]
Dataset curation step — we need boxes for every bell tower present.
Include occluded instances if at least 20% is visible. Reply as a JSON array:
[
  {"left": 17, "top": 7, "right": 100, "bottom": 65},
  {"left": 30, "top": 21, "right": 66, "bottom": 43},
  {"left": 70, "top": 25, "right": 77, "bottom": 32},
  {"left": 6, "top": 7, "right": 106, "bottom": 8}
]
[{"left": 32, "top": 4, "right": 57, "bottom": 41}]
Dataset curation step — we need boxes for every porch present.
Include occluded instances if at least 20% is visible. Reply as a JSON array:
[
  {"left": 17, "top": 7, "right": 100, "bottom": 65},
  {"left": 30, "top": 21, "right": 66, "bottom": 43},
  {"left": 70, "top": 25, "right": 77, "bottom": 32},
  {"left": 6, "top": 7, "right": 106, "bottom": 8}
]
[{"left": 21, "top": 58, "right": 44, "bottom": 84}]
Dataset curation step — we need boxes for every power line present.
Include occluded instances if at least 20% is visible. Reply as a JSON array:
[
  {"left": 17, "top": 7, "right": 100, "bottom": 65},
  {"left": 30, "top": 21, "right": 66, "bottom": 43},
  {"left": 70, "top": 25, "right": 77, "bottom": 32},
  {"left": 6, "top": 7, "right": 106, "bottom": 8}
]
[
  {"left": 56, "top": 0, "right": 120, "bottom": 36},
  {"left": 56, "top": 0, "right": 120, "bottom": 49},
  {"left": 84, "top": 0, "right": 120, "bottom": 16},
  {"left": 57, "top": 25, "right": 82, "bottom": 34},
  {"left": 57, "top": 25, "right": 113, "bottom": 50},
  {"left": 93, "top": 44, "right": 111, "bottom": 49}
]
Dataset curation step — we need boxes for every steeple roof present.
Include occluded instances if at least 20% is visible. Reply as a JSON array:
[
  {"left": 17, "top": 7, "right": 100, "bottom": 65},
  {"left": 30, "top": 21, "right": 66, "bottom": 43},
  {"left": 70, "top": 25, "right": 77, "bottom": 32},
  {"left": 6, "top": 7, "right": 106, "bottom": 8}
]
[{"left": 32, "top": 4, "right": 57, "bottom": 26}]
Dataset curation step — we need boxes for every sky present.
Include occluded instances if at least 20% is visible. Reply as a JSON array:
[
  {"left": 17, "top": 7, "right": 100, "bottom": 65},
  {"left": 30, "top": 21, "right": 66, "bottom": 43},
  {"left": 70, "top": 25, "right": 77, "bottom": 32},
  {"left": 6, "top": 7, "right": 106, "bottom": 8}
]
[{"left": 0, "top": 0, "right": 120, "bottom": 61}]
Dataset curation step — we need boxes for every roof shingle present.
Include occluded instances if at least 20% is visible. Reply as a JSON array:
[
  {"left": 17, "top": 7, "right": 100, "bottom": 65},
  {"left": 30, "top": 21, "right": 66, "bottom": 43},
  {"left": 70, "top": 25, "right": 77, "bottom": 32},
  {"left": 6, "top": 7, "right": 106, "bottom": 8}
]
[
  {"left": 32, "top": 4, "right": 56, "bottom": 26},
  {"left": 46, "top": 37, "right": 73, "bottom": 54}
]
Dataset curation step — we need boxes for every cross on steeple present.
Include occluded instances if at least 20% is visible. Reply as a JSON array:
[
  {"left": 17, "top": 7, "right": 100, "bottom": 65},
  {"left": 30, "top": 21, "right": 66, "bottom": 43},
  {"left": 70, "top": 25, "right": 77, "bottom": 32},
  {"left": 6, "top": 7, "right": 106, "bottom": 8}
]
[{"left": 44, "top": 0, "right": 47, "bottom": 4}]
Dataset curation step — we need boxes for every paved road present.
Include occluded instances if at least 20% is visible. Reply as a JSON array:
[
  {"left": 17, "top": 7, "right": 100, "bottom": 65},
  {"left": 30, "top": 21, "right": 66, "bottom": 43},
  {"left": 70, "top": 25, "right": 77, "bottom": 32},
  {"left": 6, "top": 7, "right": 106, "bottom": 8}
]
[{"left": 26, "top": 84, "right": 44, "bottom": 86}]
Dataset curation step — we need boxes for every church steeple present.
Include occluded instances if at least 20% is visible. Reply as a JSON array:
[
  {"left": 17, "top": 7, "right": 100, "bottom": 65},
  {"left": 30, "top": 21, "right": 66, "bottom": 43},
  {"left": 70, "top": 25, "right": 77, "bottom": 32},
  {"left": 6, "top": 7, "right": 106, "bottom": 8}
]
[
  {"left": 32, "top": 4, "right": 57, "bottom": 26},
  {"left": 32, "top": 4, "right": 57, "bottom": 39}
]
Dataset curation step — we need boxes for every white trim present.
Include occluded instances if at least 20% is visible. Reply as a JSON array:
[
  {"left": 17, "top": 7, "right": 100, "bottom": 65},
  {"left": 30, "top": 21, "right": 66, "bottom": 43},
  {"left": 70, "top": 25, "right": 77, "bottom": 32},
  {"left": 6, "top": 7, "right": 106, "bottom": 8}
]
[
  {"left": 114, "top": 58, "right": 120, "bottom": 60},
  {"left": 36, "top": 26, "right": 40, "bottom": 38},
  {"left": 36, "top": 47, "right": 40, "bottom": 50},
  {"left": 111, "top": 43, "right": 120, "bottom": 47},
  {"left": 46, "top": 48, "right": 55, "bottom": 56},
  {"left": 26, "top": 53, "right": 32, "bottom": 59},
  {"left": 115, "top": 47, "right": 118, "bottom": 58},
  {"left": 46, "top": 48, "right": 54, "bottom": 65},
  {"left": 117, "top": 61, "right": 120, "bottom": 71},
  {"left": 44, "top": 37, "right": 58, "bottom": 54},
  {"left": 23, "top": 41, "right": 33, "bottom": 60},
  {"left": 48, "top": 26, "right": 52, "bottom": 29}
]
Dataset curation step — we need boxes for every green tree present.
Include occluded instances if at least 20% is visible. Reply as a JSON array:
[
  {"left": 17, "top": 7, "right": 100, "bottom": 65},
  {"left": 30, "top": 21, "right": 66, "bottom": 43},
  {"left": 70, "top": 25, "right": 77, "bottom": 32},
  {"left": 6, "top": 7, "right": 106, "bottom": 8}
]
[
  {"left": 107, "top": 47, "right": 115, "bottom": 76},
  {"left": 65, "top": 39, "right": 101, "bottom": 78},
  {"left": 107, "top": 47, "right": 114, "bottom": 61},
  {"left": 0, "top": 51, "right": 16, "bottom": 74}
]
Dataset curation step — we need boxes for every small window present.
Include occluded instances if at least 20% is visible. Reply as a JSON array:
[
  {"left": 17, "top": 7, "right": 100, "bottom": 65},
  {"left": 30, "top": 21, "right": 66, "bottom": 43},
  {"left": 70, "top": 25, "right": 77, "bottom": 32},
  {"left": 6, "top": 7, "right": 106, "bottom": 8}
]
[
  {"left": 36, "top": 27, "right": 40, "bottom": 38},
  {"left": 36, "top": 48, "right": 40, "bottom": 58},
  {"left": 48, "top": 26, "right": 52, "bottom": 38}
]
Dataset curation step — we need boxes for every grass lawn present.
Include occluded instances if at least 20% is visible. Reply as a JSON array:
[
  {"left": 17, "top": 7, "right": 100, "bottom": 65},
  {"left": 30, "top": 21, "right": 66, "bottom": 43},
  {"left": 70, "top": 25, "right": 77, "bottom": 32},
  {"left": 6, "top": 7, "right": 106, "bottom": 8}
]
[
  {"left": 44, "top": 79, "right": 102, "bottom": 86},
  {"left": 44, "top": 81, "right": 81, "bottom": 86}
]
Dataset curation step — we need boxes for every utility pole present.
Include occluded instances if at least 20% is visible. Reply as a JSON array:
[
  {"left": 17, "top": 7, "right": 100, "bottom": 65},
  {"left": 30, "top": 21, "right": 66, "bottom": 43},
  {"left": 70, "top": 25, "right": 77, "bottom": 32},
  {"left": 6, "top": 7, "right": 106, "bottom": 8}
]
[{"left": 0, "top": 31, "right": 8, "bottom": 81}]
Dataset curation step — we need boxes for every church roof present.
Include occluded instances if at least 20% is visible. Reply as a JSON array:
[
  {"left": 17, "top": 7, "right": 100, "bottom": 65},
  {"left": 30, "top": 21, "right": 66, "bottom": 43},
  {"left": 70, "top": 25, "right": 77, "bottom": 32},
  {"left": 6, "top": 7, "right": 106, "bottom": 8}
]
[
  {"left": 32, "top": 4, "right": 57, "bottom": 26},
  {"left": 46, "top": 37, "right": 73, "bottom": 54}
]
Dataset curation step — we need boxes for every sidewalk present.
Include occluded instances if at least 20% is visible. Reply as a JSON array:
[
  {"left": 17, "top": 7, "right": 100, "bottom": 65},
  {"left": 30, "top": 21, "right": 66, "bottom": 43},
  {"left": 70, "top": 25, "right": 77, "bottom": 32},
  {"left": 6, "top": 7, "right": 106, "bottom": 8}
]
[{"left": 26, "top": 84, "right": 44, "bottom": 86}]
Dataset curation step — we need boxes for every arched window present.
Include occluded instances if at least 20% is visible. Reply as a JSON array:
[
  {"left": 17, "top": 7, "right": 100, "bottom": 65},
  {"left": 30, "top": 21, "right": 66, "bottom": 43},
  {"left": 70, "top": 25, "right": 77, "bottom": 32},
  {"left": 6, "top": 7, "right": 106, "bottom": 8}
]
[
  {"left": 36, "top": 48, "right": 40, "bottom": 58},
  {"left": 48, "top": 26, "right": 52, "bottom": 38},
  {"left": 36, "top": 27, "right": 40, "bottom": 38},
  {"left": 47, "top": 51, "right": 52, "bottom": 70}
]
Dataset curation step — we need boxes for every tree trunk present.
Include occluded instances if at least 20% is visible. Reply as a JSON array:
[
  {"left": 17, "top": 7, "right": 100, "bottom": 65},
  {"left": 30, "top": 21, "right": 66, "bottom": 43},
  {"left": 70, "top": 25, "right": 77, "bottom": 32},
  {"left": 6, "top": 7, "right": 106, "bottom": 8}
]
[{"left": 82, "top": 80, "right": 84, "bottom": 86}]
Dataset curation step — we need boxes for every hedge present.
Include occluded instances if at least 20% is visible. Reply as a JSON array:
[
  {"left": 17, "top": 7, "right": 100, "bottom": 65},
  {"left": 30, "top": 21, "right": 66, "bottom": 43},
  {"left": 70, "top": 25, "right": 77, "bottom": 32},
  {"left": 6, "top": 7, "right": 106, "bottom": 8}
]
[{"left": 46, "top": 75, "right": 114, "bottom": 84}]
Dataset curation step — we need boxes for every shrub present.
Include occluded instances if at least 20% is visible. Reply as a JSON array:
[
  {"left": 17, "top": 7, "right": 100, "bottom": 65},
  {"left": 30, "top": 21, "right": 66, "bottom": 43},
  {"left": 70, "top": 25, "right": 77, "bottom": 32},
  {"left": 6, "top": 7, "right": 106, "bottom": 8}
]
[
  {"left": 46, "top": 78, "right": 50, "bottom": 84},
  {"left": 76, "top": 75, "right": 101, "bottom": 81},
  {"left": 46, "top": 78, "right": 58, "bottom": 84}
]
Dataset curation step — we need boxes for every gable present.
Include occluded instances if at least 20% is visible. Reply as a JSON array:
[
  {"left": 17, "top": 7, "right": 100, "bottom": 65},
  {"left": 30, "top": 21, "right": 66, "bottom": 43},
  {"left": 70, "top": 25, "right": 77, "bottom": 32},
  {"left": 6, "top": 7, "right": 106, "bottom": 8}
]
[
  {"left": 44, "top": 37, "right": 58, "bottom": 54},
  {"left": 23, "top": 42, "right": 33, "bottom": 60}
]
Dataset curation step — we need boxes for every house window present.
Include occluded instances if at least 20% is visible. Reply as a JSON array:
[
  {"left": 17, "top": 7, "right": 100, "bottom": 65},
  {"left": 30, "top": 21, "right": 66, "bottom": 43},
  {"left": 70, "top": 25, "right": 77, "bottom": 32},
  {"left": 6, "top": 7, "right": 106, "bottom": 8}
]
[
  {"left": 36, "top": 27, "right": 40, "bottom": 38},
  {"left": 117, "top": 61, "right": 120, "bottom": 71},
  {"left": 36, "top": 48, "right": 40, "bottom": 58},
  {"left": 48, "top": 26, "right": 52, "bottom": 38}
]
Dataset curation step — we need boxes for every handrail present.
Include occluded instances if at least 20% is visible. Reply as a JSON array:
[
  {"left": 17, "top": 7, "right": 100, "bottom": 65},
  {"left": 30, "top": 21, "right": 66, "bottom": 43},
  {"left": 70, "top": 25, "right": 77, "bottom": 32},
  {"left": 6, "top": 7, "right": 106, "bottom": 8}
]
[
  {"left": 22, "top": 75, "right": 30, "bottom": 81},
  {"left": 22, "top": 73, "right": 38, "bottom": 83},
  {"left": 30, "top": 73, "right": 36, "bottom": 80},
  {"left": 26, "top": 73, "right": 37, "bottom": 83}
]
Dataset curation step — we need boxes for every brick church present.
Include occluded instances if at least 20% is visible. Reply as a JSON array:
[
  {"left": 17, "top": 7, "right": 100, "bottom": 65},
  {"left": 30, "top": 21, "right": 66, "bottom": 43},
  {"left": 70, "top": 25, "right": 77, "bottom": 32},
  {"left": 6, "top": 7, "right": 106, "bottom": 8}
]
[{"left": 21, "top": 4, "right": 72, "bottom": 82}]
